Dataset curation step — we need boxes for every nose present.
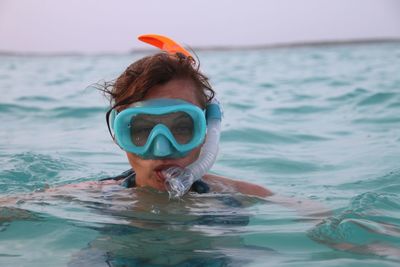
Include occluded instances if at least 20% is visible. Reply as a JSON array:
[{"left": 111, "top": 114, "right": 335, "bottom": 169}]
[{"left": 151, "top": 135, "right": 174, "bottom": 157}]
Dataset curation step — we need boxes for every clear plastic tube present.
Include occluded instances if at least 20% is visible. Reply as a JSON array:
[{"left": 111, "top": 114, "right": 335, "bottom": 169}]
[{"left": 162, "top": 100, "right": 222, "bottom": 198}]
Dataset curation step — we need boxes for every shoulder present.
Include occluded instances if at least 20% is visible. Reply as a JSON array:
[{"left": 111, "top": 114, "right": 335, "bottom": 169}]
[{"left": 202, "top": 174, "right": 273, "bottom": 198}]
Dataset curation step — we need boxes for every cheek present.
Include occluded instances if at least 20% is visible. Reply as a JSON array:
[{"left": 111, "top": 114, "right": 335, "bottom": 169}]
[
  {"left": 125, "top": 145, "right": 202, "bottom": 170},
  {"left": 191, "top": 146, "right": 201, "bottom": 159},
  {"left": 126, "top": 152, "right": 136, "bottom": 166},
  {"left": 126, "top": 153, "right": 149, "bottom": 171},
  {"left": 179, "top": 146, "right": 201, "bottom": 166}
]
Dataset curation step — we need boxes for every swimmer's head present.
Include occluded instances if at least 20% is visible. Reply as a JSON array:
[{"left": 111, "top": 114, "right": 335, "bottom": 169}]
[{"left": 98, "top": 35, "right": 216, "bottom": 191}]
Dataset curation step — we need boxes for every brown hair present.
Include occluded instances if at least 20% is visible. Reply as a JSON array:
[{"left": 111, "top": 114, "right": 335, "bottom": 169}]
[{"left": 99, "top": 52, "right": 215, "bottom": 111}]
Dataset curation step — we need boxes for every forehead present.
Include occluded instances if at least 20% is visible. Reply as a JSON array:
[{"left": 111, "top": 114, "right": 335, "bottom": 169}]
[{"left": 143, "top": 79, "right": 202, "bottom": 107}]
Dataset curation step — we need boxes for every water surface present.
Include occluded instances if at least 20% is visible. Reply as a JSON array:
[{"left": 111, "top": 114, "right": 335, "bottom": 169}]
[{"left": 1, "top": 42, "right": 400, "bottom": 266}]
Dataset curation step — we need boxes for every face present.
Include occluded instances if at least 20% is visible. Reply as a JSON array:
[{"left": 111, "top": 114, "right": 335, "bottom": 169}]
[{"left": 126, "top": 79, "right": 203, "bottom": 191}]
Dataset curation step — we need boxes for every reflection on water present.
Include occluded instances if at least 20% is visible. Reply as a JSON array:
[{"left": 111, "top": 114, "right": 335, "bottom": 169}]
[{"left": 2, "top": 187, "right": 277, "bottom": 266}]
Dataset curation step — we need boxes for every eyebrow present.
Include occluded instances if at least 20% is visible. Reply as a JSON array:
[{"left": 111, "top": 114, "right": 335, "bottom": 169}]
[
  {"left": 173, "top": 113, "right": 192, "bottom": 122},
  {"left": 131, "top": 115, "right": 155, "bottom": 124}
]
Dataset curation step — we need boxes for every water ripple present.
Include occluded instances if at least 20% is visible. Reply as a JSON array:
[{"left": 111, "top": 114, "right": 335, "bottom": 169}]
[
  {"left": 16, "top": 96, "right": 58, "bottom": 102},
  {"left": 273, "top": 105, "right": 332, "bottom": 115},
  {"left": 222, "top": 128, "right": 329, "bottom": 144},
  {"left": 221, "top": 157, "right": 325, "bottom": 174},
  {"left": 327, "top": 87, "right": 369, "bottom": 102},
  {"left": 308, "top": 192, "right": 400, "bottom": 258},
  {"left": 0, "top": 152, "right": 83, "bottom": 193},
  {"left": 0, "top": 103, "right": 42, "bottom": 113},
  {"left": 50, "top": 106, "right": 105, "bottom": 118},
  {"left": 357, "top": 92, "right": 397, "bottom": 106},
  {"left": 336, "top": 170, "right": 400, "bottom": 194}
]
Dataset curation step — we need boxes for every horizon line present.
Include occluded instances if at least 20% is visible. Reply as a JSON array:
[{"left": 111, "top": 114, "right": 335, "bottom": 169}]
[{"left": 1, "top": 37, "right": 399, "bottom": 57}]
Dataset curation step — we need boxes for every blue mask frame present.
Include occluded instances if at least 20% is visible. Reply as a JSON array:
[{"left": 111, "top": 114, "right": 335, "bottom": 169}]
[{"left": 110, "top": 98, "right": 207, "bottom": 159}]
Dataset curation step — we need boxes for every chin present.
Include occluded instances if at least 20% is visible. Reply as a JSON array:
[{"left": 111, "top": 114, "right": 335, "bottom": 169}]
[
  {"left": 152, "top": 172, "right": 168, "bottom": 191},
  {"left": 151, "top": 182, "right": 168, "bottom": 192}
]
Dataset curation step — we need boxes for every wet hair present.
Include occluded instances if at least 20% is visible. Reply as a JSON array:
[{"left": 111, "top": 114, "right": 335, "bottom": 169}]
[{"left": 99, "top": 52, "right": 215, "bottom": 111}]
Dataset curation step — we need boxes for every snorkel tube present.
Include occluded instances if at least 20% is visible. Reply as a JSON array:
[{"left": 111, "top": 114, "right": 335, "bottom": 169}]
[
  {"left": 162, "top": 98, "right": 222, "bottom": 198},
  {"left": 138, "top": 34, "right": 223, "bottom": 198}
]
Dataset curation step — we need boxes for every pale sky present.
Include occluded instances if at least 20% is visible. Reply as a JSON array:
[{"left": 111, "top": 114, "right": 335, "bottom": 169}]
[{"left": 0, "top": 0, "right": 399, "bottom": 54}]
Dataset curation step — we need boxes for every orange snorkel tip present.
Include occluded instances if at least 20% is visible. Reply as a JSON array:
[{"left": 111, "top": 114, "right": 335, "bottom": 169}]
[{"left": 138, "top": 34, "right": 193, "bottom": 59}]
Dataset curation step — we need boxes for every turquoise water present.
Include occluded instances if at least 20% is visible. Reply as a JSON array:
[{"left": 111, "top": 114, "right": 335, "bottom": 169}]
[{"left": 1, "top": 42, "right": 400, "bottom": 266}]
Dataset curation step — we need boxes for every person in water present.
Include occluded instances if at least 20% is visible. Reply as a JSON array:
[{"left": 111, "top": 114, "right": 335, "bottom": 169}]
[{"left": 96, "top": 34, "right": 272, "bottom": 198}]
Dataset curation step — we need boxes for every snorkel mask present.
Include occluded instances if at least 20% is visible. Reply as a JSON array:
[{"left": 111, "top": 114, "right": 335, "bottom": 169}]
[
  {"left": 111, "top": 98, "right": 207, "bottom": 159},
  {"left": 106, "top": 34, "right": 223, "bottom": 198}
]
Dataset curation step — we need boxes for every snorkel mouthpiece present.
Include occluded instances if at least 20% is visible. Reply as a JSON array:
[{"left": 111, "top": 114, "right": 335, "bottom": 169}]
[{"left": 162, "top": 167, "right": 195, "bottom": 199}]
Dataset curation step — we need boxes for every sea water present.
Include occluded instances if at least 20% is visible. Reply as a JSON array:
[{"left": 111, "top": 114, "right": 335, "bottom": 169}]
[{"left": 0, "top": 42, "right": 400, "bottom": 266}]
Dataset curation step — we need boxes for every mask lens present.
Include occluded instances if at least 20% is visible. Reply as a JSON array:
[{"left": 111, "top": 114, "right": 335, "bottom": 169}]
[
  {"left": 169, "top": 112, "right": 194, "bottom": 144},
  {"left": 130, "top": 115, "right": 155, "bottom": 146},
  {"left": 130, "top": 112, "right": 194, "bottom": 146}
]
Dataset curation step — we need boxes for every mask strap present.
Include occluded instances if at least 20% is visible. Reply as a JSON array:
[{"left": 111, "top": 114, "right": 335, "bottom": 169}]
[
  {"left": 106, "top": 108, "right": 116, "bottom": 141},
  {"left": 106, "top": 97, "right": 135, "bottom": 142}
]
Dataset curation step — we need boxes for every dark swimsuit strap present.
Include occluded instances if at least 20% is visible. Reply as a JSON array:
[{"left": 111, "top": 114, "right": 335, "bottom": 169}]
[{"left": 100, "top": 169, "right": 210, "bottom": 194}]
